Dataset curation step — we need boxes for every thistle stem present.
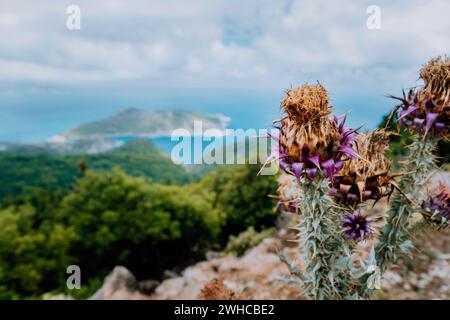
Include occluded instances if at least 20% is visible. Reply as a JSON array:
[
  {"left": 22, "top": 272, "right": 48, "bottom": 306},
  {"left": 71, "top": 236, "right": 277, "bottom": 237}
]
[
  {"left": 296, "top": 178, "right": 345, "bottom": 299},
  {"left": 376, "top": 136, "right": 436, "bottom": 273},
  {"left": 357, "top": 137, "right": 437, "bottom": 298}
]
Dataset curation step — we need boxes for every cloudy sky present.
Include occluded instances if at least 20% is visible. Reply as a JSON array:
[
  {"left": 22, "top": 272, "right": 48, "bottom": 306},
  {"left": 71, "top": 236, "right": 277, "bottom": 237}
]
[{"left": 0, "top": 0, "right": 449, "bottom": 141}]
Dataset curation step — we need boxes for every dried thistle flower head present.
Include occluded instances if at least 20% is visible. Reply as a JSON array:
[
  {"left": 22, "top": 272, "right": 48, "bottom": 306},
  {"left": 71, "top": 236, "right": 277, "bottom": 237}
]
[
  {"left": 276, "top": 83, "right": 360, "bottom": 181},
  {"left": 420, "top": 56, "right": 450, "bottom": 102},
  {"left": 199, "top": 278, "right": 238, "bottom": 300},
  {"left": 282, "top": 83, "right": 330, "bottom": 122},
  {"left": 332, "top": 129, "right": 394, "bottom": 204},
  {"left": 393, "top": 56, "right": 450, "bottom": 138},
  {"left": 422, "top": 182, "right": 450, "bottom": 229}
]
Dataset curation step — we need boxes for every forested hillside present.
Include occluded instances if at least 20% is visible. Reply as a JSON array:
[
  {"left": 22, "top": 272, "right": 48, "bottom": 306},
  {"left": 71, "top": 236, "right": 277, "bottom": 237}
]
[{"left": 0, "top": 140, "right": 191, "bottom": 201}]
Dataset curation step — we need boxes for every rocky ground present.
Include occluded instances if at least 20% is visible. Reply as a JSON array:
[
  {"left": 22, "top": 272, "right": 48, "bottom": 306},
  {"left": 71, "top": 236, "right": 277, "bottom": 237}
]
[{"left": 91, "top": 228, "right": 449, "bottom": 300}]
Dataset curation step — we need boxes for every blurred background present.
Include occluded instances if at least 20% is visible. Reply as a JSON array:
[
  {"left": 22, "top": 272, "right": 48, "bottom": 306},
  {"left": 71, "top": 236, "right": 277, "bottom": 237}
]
[{"left": 0, "top": 0, "right": 448, "bottom": 299}]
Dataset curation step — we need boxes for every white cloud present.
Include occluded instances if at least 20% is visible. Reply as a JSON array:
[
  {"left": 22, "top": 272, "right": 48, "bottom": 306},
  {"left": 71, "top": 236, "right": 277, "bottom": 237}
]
[
  {"left": 0, "top": 0, "right": 449, "bottom": 92},
  {"left": 0, "top": 59, "right": 108, "bottom": 82}
]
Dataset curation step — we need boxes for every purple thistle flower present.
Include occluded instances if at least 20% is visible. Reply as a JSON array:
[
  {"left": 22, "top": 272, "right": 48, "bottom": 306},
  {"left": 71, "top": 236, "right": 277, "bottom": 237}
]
[
  {"left": 305, "top": 168, "right": 318, "bottom": 180},
  {"left": 273, "top": 84, "right": 361, "bottom": 183},
  {"left": 398, "top": 105, "right": 418, "bottom": 120},
  {"left": 273, "top": 114, "right": 361, "bottom": 182},
  {"left": 291, "top": 162, "right": 304, "bottom": 180},
  {"left": 279, "top": 158, "right": 291, "bottom": 172},
  {"left": 422, "top": 183, "right": 450, "bottom": 228},
  {"left": 342, "top": 209, "right": 375, "bottom": 242},
  {"left": 335, "top": 160, "right": 344, "bottom": 171},
  {"left": 321, "top": 159, "right": 336, "bottom": 177},
  {"left": 307, "top": 155, "right": 321, "bottom": 168},
  {"left": 338, "top": 145, "right": 360, "bottom": 159},
  {"left": 392, "top": 88, "right": 449, "bottom": 138},
  {"left": 424, "top": 112, "right": 438, "bottom": 135}
]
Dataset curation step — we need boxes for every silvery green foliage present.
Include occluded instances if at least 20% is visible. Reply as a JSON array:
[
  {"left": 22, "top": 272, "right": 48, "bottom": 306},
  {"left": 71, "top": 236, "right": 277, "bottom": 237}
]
[
  {"left": 294, "top": 178, "right": 351, "bottom": 299},
  {"left": 277, "top": 250, "right": 304, "bottom": 282},
  {"left": 376, "top": 136, "right": 437, "bottom": 273},
  {"left": 362, "top": 247, "right": 381, "bottom": 291}
]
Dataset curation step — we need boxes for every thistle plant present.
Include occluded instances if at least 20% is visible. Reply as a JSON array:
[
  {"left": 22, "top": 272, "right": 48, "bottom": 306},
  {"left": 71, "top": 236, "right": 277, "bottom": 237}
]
[
  {"left": 376, "top": 56, "right": 450, "bottom": 274},
  {"left": 267, "top": 57, "right": 449, "bottom": 300},
  {"left": 272, "top": 83, "right": 361, "bottom": 299}
]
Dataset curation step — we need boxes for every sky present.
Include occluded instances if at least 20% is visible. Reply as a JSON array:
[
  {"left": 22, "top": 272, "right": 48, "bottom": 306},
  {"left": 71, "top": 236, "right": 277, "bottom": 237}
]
[{"left": 0, "top": 0, "right": 449, "bottom": 142}]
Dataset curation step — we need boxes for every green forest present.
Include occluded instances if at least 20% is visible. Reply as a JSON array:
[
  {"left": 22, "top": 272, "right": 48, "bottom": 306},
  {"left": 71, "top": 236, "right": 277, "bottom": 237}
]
[{"left": 0, "top": 139, "right": 278, "bottom": 299}]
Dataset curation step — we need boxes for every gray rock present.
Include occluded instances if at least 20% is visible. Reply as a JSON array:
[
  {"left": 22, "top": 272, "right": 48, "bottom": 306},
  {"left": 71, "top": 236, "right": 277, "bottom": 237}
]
[
  {"left": 162, "top": 270, "right": 179, "bottom": 279},
  {"left": 90, "top": 266, "right": 145, "bottom": 300}
]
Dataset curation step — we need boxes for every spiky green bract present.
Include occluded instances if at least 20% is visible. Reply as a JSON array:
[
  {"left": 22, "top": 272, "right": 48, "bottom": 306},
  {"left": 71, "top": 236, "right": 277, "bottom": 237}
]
[
  {"left": 376, "top": 136, "right": 436, "bottom": 273},
  {"left": 296, "top": 178, "right": 352, "bottom": 300}
]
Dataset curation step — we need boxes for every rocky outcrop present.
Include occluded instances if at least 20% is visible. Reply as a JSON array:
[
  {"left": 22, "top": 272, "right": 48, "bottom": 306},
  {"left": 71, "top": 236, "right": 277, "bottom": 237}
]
[
  {"left": 150, "top": 238, "right": 301, "bottom": 300},
  {"left": 90, "top": 266, "right": 148, "bottom": 300}
]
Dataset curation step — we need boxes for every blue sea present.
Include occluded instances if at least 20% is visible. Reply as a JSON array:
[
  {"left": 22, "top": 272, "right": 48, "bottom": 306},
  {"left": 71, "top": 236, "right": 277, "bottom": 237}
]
[{"left": 0, "top": 86, "right": 392, "bottom": 144}]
